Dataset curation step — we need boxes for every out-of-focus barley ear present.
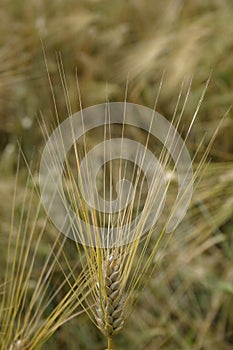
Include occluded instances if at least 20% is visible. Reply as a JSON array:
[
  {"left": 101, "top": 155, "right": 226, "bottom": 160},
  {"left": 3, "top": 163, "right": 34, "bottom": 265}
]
[
  {"left": 0, "top": 153, "right": 88, "bottom": 350},
  {"left": 8, "top": 339, "right": 23, "bottom": 350}
]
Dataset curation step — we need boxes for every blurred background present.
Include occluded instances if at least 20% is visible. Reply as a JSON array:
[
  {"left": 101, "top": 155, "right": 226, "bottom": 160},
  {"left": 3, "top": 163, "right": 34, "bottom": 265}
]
[{"left": 0, "top": 0, "right": 232, "bottom": 349}]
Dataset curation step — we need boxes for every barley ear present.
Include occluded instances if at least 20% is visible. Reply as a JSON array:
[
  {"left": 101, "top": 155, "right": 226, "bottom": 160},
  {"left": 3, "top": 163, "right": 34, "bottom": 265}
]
[{"left": 96, "top": 255, "right": 125, "bottom": 348}]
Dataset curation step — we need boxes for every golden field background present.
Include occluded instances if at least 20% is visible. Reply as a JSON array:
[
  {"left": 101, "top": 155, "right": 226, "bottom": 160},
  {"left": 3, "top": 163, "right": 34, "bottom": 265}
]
[{"left": 0, "top": 1, "right": 232, "bottom": 349}]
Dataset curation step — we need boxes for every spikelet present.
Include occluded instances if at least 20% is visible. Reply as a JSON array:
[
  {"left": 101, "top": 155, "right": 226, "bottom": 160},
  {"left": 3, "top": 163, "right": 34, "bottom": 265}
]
[{"left": 96, "top": 255, "right": 125, "bottom": 338}]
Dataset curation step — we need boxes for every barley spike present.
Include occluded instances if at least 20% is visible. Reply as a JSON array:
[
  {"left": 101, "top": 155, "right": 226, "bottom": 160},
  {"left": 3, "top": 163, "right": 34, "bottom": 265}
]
[{"left": 96, "top": 255, "right": 125, "bottom": 339}]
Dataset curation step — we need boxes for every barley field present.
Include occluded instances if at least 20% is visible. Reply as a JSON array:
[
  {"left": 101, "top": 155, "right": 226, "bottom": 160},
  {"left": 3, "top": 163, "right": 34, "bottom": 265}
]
[{"left": 0, "top": 1, "right": 232, "bottom": 350}]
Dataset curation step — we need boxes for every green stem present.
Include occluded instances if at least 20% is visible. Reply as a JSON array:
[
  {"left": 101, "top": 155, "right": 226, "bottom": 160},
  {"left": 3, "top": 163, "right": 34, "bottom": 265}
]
[{"left": 107, "top": 336, "right": 112, "bottom": 350}]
